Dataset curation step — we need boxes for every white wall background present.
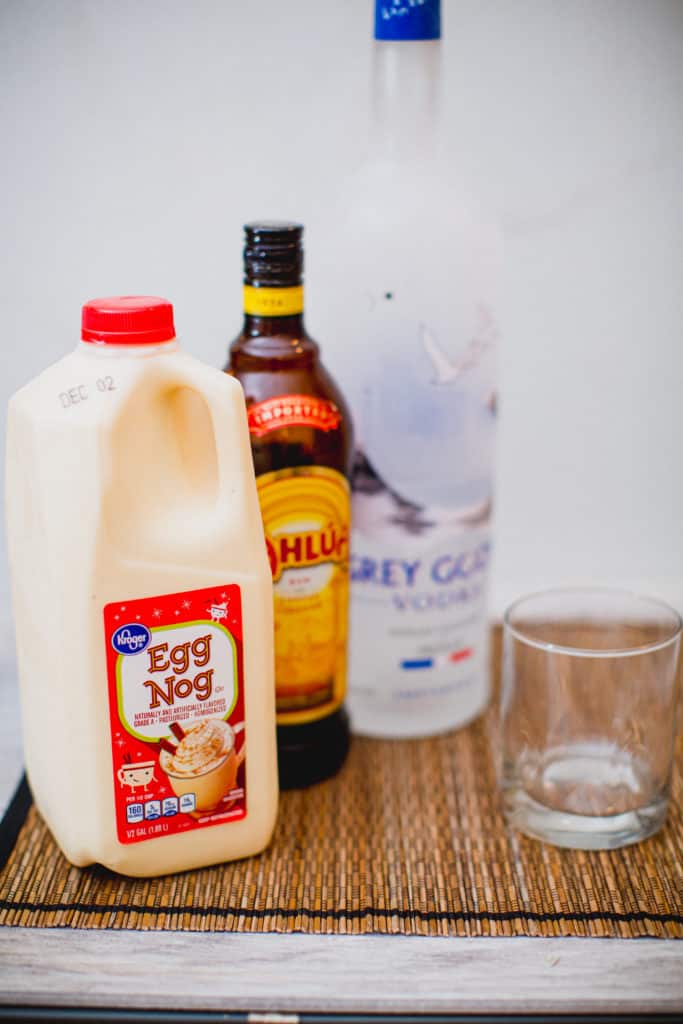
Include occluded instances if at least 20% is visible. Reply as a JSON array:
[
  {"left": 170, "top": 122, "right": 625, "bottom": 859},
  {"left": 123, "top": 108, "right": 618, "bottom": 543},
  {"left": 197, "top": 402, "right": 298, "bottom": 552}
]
[{"left": 1, "top": 0, "right": 682, "bottom": 658}]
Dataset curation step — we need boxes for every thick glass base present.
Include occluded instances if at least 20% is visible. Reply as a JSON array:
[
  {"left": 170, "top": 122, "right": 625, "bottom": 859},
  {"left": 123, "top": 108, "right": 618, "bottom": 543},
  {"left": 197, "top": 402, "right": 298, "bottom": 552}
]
[
  {"left": 277, "top": 707, "right": 351, "bottom": 790},
  {"left": 503, "top": 743, "right": 668, "bottom": 849},
  {"left": 503, "top": 787, "right": 668, "bottom": 850}
]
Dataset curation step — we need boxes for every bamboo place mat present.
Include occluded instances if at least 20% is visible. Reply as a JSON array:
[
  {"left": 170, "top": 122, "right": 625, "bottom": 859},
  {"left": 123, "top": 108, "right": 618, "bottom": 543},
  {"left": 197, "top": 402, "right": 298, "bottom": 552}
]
[{"left": 1, "top": 635, "right": 682, "bottom": 938}]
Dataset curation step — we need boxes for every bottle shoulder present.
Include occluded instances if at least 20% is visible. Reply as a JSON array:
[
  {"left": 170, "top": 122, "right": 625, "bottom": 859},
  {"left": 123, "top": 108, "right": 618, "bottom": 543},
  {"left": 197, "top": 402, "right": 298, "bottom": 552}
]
[
  {"left": 332, "top": 156, "right": 502, "bottom": 248},
  {"left": 227, "top": 343, "right": 354, "bottom": 480},
  {"left": 228, "top": 332, "right": 350, "bottom": 414},
  {"left": 229, "top": 326, "right": 319, "bottom": 368}
]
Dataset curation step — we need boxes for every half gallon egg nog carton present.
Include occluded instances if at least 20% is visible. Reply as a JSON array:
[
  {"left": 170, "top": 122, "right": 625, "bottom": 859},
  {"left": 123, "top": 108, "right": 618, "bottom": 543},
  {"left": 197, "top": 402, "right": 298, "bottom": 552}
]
[{"left": 6, "top": 296, "right": 278, "bottom": 876}]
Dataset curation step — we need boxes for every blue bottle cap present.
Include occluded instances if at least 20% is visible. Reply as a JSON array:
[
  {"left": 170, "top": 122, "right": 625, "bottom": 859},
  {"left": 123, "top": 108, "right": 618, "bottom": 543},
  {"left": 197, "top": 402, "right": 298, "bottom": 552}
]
[{"left": 374, "top": 0, "right": 441, "bottom": 41}]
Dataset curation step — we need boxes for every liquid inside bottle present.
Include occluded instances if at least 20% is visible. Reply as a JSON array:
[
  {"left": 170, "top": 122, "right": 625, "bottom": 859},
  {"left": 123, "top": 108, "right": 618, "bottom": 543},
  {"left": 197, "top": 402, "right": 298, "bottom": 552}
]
[{"left": 227, "top": 222, "right": 353, "bottom": 787}]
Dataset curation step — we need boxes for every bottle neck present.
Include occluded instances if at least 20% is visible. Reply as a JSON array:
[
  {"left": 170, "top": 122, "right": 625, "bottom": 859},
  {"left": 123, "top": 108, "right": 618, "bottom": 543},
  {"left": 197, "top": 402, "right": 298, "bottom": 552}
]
[
  {"left": 241, "top": 282, "right": 307, "bottom": 341},
  {"left": 243, "top": 312, "right": 304, "bottom": 338},
  {"left": 371, "top": 39, "right": 441, "bottom": 162}
]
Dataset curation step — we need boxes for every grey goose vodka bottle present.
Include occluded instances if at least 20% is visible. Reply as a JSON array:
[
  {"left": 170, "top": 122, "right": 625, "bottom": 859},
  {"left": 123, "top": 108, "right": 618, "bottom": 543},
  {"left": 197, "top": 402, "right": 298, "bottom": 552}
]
[{"left": 309, "top": 0, "right": 501, "bottom": 737}]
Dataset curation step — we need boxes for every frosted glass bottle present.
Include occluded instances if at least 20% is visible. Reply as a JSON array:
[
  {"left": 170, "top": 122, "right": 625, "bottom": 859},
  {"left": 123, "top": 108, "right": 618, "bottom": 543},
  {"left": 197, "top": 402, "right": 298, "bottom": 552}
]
[{"left": 308, "top": 0, "right": 501, "bottom": 737}]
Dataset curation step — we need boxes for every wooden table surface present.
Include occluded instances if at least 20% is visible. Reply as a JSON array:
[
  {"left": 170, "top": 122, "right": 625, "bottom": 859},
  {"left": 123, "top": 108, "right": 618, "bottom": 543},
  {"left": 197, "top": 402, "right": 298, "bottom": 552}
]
[{"left": 0, "top": 665, "right": 681, "bottom": 1019}]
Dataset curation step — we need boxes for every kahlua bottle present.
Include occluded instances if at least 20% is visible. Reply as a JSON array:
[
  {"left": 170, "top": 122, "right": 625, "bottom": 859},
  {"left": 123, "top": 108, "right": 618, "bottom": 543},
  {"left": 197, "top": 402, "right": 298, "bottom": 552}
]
[{"left": 227, "top": 223, "right": 353, "bottom": 788}]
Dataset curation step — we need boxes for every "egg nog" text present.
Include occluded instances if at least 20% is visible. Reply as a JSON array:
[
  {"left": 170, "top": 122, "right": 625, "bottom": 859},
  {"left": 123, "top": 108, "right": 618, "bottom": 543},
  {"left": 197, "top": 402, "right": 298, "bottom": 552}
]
[{"left": 143, "top": 634, "right": 214, "bottom": 708}]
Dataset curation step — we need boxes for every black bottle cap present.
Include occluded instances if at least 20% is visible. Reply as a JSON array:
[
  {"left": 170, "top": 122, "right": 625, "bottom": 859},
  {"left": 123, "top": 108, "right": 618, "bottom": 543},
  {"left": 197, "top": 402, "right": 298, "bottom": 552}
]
[{"left": 244, "top": 221, "right": 303, "bottom": 287}]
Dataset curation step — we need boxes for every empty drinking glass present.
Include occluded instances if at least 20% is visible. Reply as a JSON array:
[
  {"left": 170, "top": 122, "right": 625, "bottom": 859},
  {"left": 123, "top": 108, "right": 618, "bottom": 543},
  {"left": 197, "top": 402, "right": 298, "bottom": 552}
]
[{"left": 500, "top": 587, "right": 681, "bottom": 849}]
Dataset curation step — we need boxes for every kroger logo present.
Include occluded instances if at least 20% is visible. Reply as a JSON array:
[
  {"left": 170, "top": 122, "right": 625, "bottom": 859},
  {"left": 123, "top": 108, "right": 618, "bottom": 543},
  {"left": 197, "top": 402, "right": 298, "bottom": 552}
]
[{"left": 112, "top": 623, "right": 151, "bottom": 656}]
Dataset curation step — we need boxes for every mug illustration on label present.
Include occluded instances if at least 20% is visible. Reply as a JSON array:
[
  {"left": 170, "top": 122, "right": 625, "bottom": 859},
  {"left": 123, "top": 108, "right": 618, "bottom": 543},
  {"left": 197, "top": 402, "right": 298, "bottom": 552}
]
[
  {"left": 104, "top": 585, "right": 247, "bottom": 844},
  {"left": 117, "top": 760, "right": 156, "bottom": 792}
]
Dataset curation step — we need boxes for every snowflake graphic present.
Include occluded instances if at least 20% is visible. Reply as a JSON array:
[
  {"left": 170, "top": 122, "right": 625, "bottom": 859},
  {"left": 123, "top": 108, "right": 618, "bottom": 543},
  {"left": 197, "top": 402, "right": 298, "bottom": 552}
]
[
  {"left": 182, "top": 600, "right": 192, "bottom": 610},
  {"left": 152, "top": 609, "right": 162, "bottom": 619}
]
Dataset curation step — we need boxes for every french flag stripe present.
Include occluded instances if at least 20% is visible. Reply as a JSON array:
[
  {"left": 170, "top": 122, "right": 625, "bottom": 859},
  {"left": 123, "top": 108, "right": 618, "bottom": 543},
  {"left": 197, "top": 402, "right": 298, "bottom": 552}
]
[
  {"left": 400, "top": 648, "right": 474, "bottom": 671},
  {"left": 448, "top": 647, "right": 473, "bottom": 663}
]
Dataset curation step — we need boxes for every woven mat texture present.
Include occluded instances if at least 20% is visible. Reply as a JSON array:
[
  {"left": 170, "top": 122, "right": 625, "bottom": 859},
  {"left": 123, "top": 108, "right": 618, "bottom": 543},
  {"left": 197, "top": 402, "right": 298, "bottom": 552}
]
[{"left": 1, "top": 634, "right": 681, "bottom": 937}]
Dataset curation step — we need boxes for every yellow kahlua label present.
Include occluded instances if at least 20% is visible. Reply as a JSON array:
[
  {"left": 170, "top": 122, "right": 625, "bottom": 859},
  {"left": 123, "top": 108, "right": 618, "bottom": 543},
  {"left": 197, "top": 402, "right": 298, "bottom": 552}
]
[
  {"left": 256, "top": 466, "right": 350, "bottom": 726},
  {"left": 243, "top": 285, "right": 304, "bottom": 317}
]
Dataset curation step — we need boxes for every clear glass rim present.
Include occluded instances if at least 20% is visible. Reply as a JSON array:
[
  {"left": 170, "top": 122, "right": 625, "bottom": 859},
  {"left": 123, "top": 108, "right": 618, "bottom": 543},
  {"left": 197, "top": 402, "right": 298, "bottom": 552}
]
[{"left": 503, "top": 586, "right": 683, "bottom": 658}]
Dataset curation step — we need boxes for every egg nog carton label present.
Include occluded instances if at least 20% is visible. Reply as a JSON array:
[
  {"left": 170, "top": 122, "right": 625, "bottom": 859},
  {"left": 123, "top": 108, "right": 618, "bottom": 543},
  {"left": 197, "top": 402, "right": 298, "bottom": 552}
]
[{"left": 103, "top": 585, "right": 246, "bottom": 845}]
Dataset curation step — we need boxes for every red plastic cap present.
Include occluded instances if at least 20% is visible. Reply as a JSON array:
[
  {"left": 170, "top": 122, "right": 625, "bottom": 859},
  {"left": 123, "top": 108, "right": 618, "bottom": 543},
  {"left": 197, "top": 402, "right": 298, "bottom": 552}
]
[{"left": 81, "top": 296, "right": 176, "bottom": 345}]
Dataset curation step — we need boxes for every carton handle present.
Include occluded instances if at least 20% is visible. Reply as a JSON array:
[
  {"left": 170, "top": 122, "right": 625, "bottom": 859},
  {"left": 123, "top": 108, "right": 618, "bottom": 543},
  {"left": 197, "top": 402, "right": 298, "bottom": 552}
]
[{"left": 166, "top": 357, "right": 262, "bottom": 539}]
